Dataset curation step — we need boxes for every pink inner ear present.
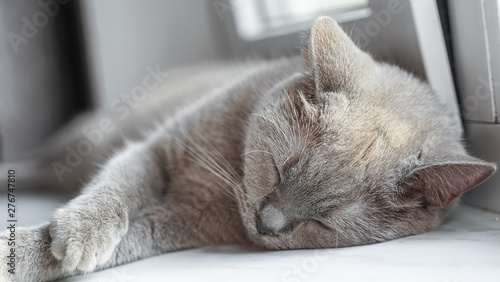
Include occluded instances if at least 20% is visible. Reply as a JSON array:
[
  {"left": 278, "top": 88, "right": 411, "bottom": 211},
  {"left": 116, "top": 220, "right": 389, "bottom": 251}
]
[{"left": 402, "top": 164, "right": 495, "bottom": 207}]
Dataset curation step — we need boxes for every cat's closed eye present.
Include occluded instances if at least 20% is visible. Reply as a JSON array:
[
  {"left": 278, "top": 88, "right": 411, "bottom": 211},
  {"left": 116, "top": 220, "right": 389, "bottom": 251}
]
[{"left": 272, "top": 163, "right": 281, "bottom": 187}]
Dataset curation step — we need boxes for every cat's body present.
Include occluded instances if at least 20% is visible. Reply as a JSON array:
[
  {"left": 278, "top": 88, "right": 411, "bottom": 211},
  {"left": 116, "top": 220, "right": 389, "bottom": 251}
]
[{"left": 0, "top": 17, "right": 495, "bottom": 282}]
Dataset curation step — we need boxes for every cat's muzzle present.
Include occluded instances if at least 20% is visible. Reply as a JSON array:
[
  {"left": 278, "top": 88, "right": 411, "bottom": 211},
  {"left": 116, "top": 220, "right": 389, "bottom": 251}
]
[{"left": 256, "top": 205, "right": 286, "bottom": 235}]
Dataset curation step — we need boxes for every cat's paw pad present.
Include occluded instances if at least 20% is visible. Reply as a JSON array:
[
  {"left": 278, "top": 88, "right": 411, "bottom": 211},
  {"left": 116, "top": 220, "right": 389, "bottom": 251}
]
[{"left": 49, "top": 204, "right": 128, "bottom": 272}]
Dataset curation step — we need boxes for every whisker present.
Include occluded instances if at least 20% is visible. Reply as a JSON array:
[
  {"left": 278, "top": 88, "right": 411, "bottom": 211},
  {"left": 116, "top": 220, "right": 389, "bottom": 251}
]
[
  {"left": 251, "top": 113, "right": 288, "bottom": 142},
  {"left": 195, "top": 131, "right": 241, "bottom": 182},
  {"left": 194, "top": 135, "right": 245, "bottom": 199},
  {"left": 180, "top": 146, "right": 238, "bottom": 199},
  {"left": 241, "top": 150, "right": 274, "bottom": 157},
  {"left": 253, "top": 163, "right": 277, "bottom": 167},
  {"left": 173, "top": 126, "right": 242, "bottom": 200}
]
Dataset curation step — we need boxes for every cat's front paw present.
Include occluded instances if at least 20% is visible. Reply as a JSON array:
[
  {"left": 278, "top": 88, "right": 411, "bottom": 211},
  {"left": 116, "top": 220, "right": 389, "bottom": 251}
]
[{"left": 49, "top": 201, "right": 129, "bottom": 272}]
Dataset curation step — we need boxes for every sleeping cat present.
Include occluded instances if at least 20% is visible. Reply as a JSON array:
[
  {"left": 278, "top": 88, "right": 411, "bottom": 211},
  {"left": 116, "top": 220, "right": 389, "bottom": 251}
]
[{"left": 1, "top": 17, "right": 496, "bottom": 282}]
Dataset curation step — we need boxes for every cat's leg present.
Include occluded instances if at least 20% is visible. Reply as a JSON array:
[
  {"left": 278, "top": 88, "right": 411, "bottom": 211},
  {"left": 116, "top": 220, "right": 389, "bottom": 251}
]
[
  {"left": 48, "top": 138, "right": 169, "bottom": 274},
  {"left": 0, "top": 206, "right": 198, "bottom": 282},
  {"left": 96, "top": 205, "right": 201, "bottom": 270},
  {"left": 0, "top": 224, "right": 68, "bottom": 282}
]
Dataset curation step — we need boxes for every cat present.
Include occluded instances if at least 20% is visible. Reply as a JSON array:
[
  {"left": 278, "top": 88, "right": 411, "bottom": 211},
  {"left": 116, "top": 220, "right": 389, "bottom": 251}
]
[{"left": 0, "top": 16, "right": 496, "bottom": 282}]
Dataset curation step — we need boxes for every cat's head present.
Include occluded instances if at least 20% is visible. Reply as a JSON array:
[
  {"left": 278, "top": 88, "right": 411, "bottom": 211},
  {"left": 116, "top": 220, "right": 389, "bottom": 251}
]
[{"left": 239, "top": 17, "right": 496, "bottom": 249}]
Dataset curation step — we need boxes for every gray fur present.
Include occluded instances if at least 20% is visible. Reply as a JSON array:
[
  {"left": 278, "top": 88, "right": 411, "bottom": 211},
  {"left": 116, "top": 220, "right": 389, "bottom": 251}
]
[{"left": 0, "top": 17, "right": 495, "bottom": 281}]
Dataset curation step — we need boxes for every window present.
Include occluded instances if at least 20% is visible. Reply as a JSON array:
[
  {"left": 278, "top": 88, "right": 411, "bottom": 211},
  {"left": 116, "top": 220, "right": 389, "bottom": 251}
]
[{"left": 233, "top": 0, "right": 370, "bottom": 40}]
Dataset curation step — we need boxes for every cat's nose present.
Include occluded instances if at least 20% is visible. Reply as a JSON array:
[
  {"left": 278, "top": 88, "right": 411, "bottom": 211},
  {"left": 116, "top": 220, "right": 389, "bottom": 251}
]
[
  {"left": 256, "top": 215, "right": 276, "bottom": 235},
  {"left": 256, "top": 205, "right": 286, "bottom": 235}
]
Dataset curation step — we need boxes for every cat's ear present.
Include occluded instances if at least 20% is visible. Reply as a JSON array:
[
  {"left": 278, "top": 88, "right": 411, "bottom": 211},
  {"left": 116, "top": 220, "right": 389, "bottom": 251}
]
[
  {"left": 399, "top": 155, "right": 496, "bottom": 208},
  {"left": 305, "top": 16, "right": 373, "bottom": 93}
]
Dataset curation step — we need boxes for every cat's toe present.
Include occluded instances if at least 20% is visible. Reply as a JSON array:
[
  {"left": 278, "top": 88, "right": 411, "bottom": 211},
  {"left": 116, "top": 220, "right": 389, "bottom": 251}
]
[
  {"left": 96, "top": 244, "right": 116, "bottom": 266},
  {"left": 55, "top": 234, "right": 109, "bottom": 272},
  {"left": 49, "top": 221, "right": 66, "bottom": 260},
  {"left": 78, "top": 248, "right": 98, "bottom": 273},
  {"left": 59, "top": 241, "right": 84, "bottom": 272}
]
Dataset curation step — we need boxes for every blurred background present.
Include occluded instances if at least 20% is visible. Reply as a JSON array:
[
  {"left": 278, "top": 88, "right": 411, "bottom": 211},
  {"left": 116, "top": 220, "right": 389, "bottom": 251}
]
[{"left": 0, "top": 0, "right": 499, "bottom": 213}]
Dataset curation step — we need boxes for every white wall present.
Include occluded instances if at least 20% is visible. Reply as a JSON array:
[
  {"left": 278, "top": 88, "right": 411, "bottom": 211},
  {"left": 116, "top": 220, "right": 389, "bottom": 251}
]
[{"left": 80, "top": 0, "right": 233, "bottom": 108}]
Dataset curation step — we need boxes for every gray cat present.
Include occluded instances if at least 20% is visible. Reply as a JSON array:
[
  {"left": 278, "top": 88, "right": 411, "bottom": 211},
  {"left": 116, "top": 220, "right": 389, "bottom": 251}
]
[{"left": 1, "top": 17, "right": 495, "bottom": 282}]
